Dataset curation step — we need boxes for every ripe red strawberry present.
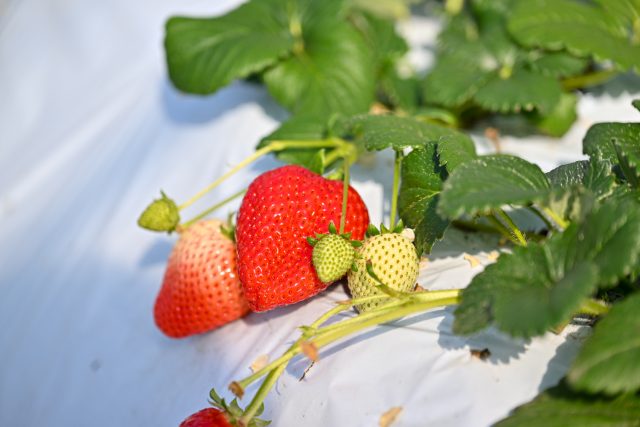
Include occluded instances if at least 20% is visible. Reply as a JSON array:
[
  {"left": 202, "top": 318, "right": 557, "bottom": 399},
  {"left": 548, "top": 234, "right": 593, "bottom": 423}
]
[
  {"left": 179, "top": 408, "right": 231, "bottom": 427},
  {"left": 236, "top": 165, "right": 369, "bottom": 311},
  {"left": 154, "top": 219, "right": 250, "bottom": 338}
]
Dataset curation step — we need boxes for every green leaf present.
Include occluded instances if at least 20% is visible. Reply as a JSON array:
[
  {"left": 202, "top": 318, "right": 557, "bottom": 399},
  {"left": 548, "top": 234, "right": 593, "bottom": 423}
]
[
  {"left": 137, "top": 192, "right": 180, "bottom": 232},
  {"left": 583, "top": 121, "right": 640, "bottom": 186},
  {"left": 612, "top": 138, "right": 640, "bottom": 187},
  {"left": 379, "top": 72, "right": 420, "bottom": 112},
  {"left": 633, "top": 99, "right": 640, "bottom": 112},
  {"left": 474, "top": 68, "right": 563, "bottom": 113},
  {"left": 595, "top": 0, "right": 640, "bottom": 38},
  {"left": 542, "top": 186, "right": 596, "bottom": 224},
  {"left": 341, "top": 114, "right": 467, "bottom": 151},
  {"left": 437, "top": 12, "right": 481, "bottom": 54},
  {"left": 165, "top": 0, "right": 293, "bottom": 94},
  {"left": 573, "top": 201, "right": 640, "bottom": 287},
  {"left": 263, "top": 20, "right": 375, "bottom": 117},
  {"left": 532, "top": 92, "right": 578, "bottom": 137},
  {"left": 527, "top": 51, "right": 590, "bottom": 78},
  {"left": 583, "top": 122, "right": 640, "bottom": 164},
  {"left": 582, "top": 159, "right": 617, "bottom": 200},
  {"left": 453, "top": 226, "right": 600, "bottom": 337},
  {"left": 398, "top": 144, "right": 450, "bottom": 255},
  {"left": 569, "top": 292, "right": 640, "bottom": 394},
  {"left": 546, "top": 159, "right": 616, "bottom": 200},
  {"left": 437, "top": 134, "right": 478, "bottom": 173},
  {"left": 495, "top": 382, "right": 640, "bottom": 427},
  {"left": 508, "top": 0, "right": 640, "bottom": 71},
  {"left": 546, "top": 161, "right": 589, "bottom": 189},
  {"left": 438, "top": 155, "right": 550, "bottom": 219},
  {"left": 351, "top": 11, "right": 408, "bottom": 66},
  {"left": 423, "top": 55, "right": 494, "bottom": 108},
  {"left": 607, "top": 185, "right": 640, "bottom": 205}
]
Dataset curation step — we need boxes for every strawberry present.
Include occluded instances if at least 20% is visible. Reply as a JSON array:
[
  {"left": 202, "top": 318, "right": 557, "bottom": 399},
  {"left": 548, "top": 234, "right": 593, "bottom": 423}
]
[
  {"left": 236, "top": 165, "right": 369, "bottom": 311},
  {"left": 180, "top": 390, "right": 270, "bottom": 427},
  {"left": 309, "top": 221, "right": 361, "bottom": 283},
  {"left": 154, "top": 219, "right": 250, "bottom": 338},
  {"left": 312, "top": 234, "right": 356, "bottom": 283},
  {"left": 347, "top": 227, "right": 419, "bottom": 312},
  {"left": 179, "top": 408, "right": 232, "bottom": 427}
]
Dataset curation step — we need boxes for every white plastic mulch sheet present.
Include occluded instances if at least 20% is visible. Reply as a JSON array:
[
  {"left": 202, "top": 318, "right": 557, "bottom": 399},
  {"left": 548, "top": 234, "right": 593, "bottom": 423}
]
[{"left": 1, "top": 0, "right": 640, "bottom": 426}]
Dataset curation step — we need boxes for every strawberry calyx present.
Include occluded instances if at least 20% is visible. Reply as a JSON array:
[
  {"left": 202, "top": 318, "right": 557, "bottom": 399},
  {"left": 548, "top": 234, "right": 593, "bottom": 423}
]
[
  {"left": 308, "top": 221, "right": 362, "bottom": 283},
  {"left": 365, "top": 220, "right": 407, "bottom": 238},
  {"left": 209, "top": 389, "right": 270, "bottom": 427},
  {"left": 220, "top": 212, "right": 237, "bottom": 243}
]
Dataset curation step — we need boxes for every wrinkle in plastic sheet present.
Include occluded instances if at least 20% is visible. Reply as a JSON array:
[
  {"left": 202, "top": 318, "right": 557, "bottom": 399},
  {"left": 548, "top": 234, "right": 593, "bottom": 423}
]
[{"left": 1, "top": 1, "right": 640, "bottom": 426}]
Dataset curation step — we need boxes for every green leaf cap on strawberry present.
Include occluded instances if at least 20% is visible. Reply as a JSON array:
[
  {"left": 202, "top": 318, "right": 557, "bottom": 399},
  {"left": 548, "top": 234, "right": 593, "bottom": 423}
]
[
  {"left": 308, "top": 221, "right": 362, "bottom": 284},
  {"left": 348, "top": 222, "right": 420, "bottom": 312},
  {"left": 137, "top": 191, "right": 180, "bottom": 232},
  {"left": 179, "top": 389, "right": 270, "bottom": 427}
]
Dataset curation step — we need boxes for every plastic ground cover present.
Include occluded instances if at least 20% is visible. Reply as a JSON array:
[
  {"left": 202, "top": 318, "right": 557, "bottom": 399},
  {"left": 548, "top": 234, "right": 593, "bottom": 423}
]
[{"left": 1, "top": 1, "right": 640, "bottom": 425}]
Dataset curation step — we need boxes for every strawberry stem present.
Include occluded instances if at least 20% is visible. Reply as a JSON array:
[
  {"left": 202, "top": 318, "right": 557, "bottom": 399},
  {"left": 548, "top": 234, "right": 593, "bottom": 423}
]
[
  {"left": 231, "top": 303, "right": 351, "bottom": 396},
  {"left": 389, "top": 150, "right": 403, "bottom": 229},
  {"left": 179, "top": 189, "right": 246, "bottom": 230},
  {"left": 177, "top": 139, "right": 348, "bottom": 212},
  {"left": 526, "top": 206, "right": 555, "bottom": 231},
  {"left": 579, "top": 298, "right": 609, "bottom": 316},
  {"left": 231, "top": 290, "right": 460, "bottom": 395},
  {"left": 561, "top": 68, "right": 618, "bottom": 91},
  {"left": 490, "top": 209, "right": 527, "bottom": 246},
  {"left": 233, "top": 293, "right": 460, "bottom": 425},
  {"left": 540, "top": 206, "right": 569, "bottom": 231},
  {"left": 238, "top": 361, "right": 287, "bottom": 426},
  {"left": 232, "top": 290, "right": 607, "bottom": 425}
]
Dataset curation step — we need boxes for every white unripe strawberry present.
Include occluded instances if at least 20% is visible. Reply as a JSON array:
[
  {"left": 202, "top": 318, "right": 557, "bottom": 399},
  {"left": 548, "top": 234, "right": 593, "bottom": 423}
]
[{"left": 347, "top": 230, "right": 419, "bottom": 312}]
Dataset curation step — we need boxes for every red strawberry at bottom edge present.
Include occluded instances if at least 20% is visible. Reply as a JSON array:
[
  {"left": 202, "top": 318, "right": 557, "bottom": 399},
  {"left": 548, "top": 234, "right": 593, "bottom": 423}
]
[
  {"left": 236, "top": 165, "right": 369, "bottom": 312},
  {"left": 180, "top": 408, "right": 232, "bottom": 427},
  {"left": 154, "top": 219, "right": 250, "bottom": 338}
]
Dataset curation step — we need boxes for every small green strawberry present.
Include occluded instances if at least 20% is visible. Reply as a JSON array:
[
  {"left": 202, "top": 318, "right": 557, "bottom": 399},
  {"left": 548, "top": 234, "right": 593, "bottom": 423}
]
[
  {"left": 347, "top": 224, "right": 420, "bottom": 312},
  {"left": 309, "top": 222, "right": 361, "bottom": 284}
]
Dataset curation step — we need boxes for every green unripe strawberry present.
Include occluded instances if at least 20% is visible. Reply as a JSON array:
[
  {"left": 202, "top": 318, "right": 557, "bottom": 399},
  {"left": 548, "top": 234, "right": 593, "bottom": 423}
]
[
  {"left": 312, "top": 234, "right": 356, "bottom": 283},
  {"left": 347, "top": 230, "right": 419, "bottom": 312}
]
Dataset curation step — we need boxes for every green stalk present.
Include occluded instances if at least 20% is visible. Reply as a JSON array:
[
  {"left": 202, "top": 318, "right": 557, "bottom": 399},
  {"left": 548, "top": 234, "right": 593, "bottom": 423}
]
[
  {"left": 234, "top": 294, "right": 459, "bottom": 425},
  {"left": 231, "top": 303, "right": 351, "bottom": 395},
  {"left": 310, "top": 297, "right": 459, "bottom": 349},
  {"left": 445, "top": 0, "right": 464, "bottom": 15},
  {"left": 231, "top": 291, "right": 460, "bottom": 394},
  {"left": 494, "top": 209, "right": 527, "bottom": 246},
  {"left": 562, "top": 69, "right": 619, "bottom": 91},
  {"left": 179, "top": 189, "right": 246, "bottom": 230},
  {"left": 313, "top": 291, "right": 460, "bottom": 339},
  {"left": 487, "top": 214, "right": 522, "bottom": 246},
  {"left": 177, "top": 139, "right": 347, "bottom": 211},
  {"left": 541, "top": 206, "right": 569, "bottom": 230},
  {"left": 527, "top": 205, "right": 555, "bottom": 231},
  {"left": 578, "top": 298, "right": 610, "bottom": 316},
  {"left": 452, "top": 219, "right": 504, "bottom": 235},
  {"left": 238, "top": 362, "right": 287, "bottom": 426},
  {"left": 389, "top": 151, "right": 403, "bottom": 229}
]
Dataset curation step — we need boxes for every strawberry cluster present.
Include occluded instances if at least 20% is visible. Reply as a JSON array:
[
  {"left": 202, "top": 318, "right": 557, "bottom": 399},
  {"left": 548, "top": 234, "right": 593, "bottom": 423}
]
[{"left": 152, "top": 165, "right": 370, "bottom": 338}]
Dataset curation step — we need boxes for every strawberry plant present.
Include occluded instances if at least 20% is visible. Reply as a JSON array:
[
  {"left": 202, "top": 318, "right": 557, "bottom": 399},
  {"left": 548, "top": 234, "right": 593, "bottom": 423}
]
[{"left": 138, "top": 0, "right": 640, "bottom": 424}]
